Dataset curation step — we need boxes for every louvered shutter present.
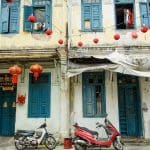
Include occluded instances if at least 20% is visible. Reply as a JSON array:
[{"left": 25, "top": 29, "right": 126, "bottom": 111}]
[
  {"left": 91, "top": 3, "right": 101, "bottom": 30},
  {"left": 83, "top": 85, "right": 96, "bottom": 117},
  {"left": 24, "top": 6, "right": 33, "bottom": 32},
  {"left": 139, "top": 3, "right": 149, "bottom": 26},
  {"left": 82, "top": 3, "right": 91, "bottom": 30},
  {"left": 1, "top": 6, "right": 9, "bottom": 33},
  {"left": 9, "top": 5, "right": 20, "bottom": 33},
  {"left": 45, "top": 3, "right": 52, "bottom": 29}
]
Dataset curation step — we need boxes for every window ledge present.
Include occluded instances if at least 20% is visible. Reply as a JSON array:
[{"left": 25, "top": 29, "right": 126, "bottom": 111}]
[
  {"left": 79, "top": 29, "right": 103, "bottom": 32},
  {"left": 83, "top": 113, "right": 107, "bottom": 118}
]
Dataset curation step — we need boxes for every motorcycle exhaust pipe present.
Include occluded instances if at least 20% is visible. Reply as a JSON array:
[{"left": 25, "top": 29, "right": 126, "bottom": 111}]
[{"left": 74, "top": 139, "right": 89, "bottom": 146}]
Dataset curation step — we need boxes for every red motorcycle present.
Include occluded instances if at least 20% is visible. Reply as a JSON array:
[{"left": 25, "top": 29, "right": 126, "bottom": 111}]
[{"left": 73, "top": 117, "right": 123, "bottom": 150}]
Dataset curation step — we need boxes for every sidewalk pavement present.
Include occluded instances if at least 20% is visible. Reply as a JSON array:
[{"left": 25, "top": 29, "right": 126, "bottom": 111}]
[{"left": 0, "top": 137, "right": 150, "bottom": 150}]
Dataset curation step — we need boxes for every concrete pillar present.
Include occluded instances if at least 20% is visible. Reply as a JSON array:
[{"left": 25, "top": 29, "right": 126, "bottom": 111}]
[{"left": 59, "top": 51, "right": 70, "bottom": 140}]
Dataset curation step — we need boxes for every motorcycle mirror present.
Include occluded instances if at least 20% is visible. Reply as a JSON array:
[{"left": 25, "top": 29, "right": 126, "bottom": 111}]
[{"left": 96, "top": 122, "right": 99, "bottom": 125}]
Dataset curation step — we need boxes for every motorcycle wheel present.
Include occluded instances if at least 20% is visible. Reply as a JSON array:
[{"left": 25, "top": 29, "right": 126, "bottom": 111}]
[
  {"left": 113, "top": 139, "right": 123, "bottom": 150},
  {"left": 45, "top": 136, "right": 57, "bottom": 150},
  {"left": 74, "top": 143, "right": 87, "bottom": 150},
  {"left": 14, "top": 136, "right": 26, "bottom": 150}
]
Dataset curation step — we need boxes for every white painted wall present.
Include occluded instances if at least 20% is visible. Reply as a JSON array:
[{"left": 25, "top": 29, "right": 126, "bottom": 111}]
[
  {"left": 71, "top": 71, "right": 150, "bottom": 139},
  {"left": 15, "top": 66, "right": 61, "bottom": 140},
  {"left": 140, "top": 78, "right": 150, "bottom": 138}
]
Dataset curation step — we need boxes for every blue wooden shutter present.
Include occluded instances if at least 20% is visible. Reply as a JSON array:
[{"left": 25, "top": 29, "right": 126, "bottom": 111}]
[
  {"left": 91, "top": 3, "right": 101, "bottom": 30},
  {"left": 82, "top": 3, "right": 91, "bottom": 30},
  {"left": 1, "top": 6, "right": 9, "bottom": 33},
  {"left": 139, "top": 3, "right": 149, "bottom": 26},
  {"left": 28, "top": 73, "right": 50, "bottom": 118},
  {"left": 45, "top": 3, "right": 52, "bottom": 29},
  {"left": 24, "top": 6, "right": 33, "bottom": 32},
  {"left": 83, "top": 85, "right": 96, "bottom": 117},
  {"left": 9, "top": 6, "right": 20, "bottom": 33}
]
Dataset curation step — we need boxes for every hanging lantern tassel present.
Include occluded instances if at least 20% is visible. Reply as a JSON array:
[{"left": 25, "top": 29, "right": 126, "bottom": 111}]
[
  {"left": 30, "top": 64, "right": 43, "bottom": 80},
  {"left": 8, "top": 65, "right": 22, "bottom": 84},
  {"left": 12, "top": 74, "right": 18, "bottom": 84}
]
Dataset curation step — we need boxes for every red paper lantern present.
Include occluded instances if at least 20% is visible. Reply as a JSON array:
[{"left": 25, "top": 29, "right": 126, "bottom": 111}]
[
  {"left": 30, "top": 64, "right": 43, "bottom": 80},
  {"left": 7, "top": 0, "right": 13, "bottom": 3},
  {"left": 28, "top": 15, "right": 36, "bottom": 23},
  {"left": 45, "top": 29, "right": 53, "bottom": 35},
  {"left": 58, "top": 39, "right": 63, "bottom": 45},
  {"left": 93, "top": 38, "right": 99, "bottom": 44},
  {"left": 8, "top": 65, "right": 22, "bottom": 84},
  {"left": 78, "top": 41, "right": 83, "bottom": 47},
  {"left": 141, "top": 25, "right": 149, "bottom": 33},
  {"left": 131, "top": 31, "right": 138, "bottom": 39},
  {"left": 114, "top": 33, "right": 120, "bottom": 40},
  {"left": 17, "top": 95, "right": 26, "bottom": 105}
]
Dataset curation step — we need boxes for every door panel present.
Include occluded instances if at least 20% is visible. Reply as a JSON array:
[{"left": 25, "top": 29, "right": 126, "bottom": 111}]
[
  {"left": 0, "top": 90, "right": 16, "bottom": 136},
  {"left": 118, "top": 75, "right": 142, "bottom": 137}
]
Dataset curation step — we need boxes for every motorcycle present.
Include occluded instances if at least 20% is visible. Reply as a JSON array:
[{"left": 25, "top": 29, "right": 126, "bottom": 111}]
[
  {"left": 73, "top": 117, "right": 123, "bottom": 150},
  {"left": 14, "top": 121, "right": 57, "bottom": 150}
]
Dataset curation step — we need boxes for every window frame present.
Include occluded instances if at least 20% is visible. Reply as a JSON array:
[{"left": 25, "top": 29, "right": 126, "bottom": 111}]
[
  {"left": 82, "top": 72, "right": 106, "bottom": 118},
  {"left": 24, "top": 0, "right": 52, "bottom": 32},
  {"left": 114, "top": 0, "right": 135, "bottom": 30},
  {"left": 0, "top": 0, "right": 20, "bottom": 34},
  {"left": 81, "top": 0, "right": 103, "bottom": 32},
  {"left": 139, "top": 1, "right": 150, "bottom": 27}
]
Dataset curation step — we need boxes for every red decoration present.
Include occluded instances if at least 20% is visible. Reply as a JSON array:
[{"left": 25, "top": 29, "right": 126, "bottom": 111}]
[
  {"left": 93, "top": 38, "right": 99, "bottom": 44},
  {"left": 8, "top": 65, "right": 22, "bottom": 84},
  {"left": 45, "top": 29, "right": 53, "bottom": 35},
  {"left": 7, "top": 0, "right": 13, "bottom": 3},
  {"left": 17, "top": 95, "right": 26, "bottom": 105},
  {"left": 30, "top": 64, "right": 43, "bottom": 80},
  {"left": 58, "top": 39, "right": 63, "bottom": 45},
  {"left": 114, "top": 33, "right": 120, "bottom": 40},
  {"left": 28, "top": 15, "right": 36, "bottom": 23},
  {"left": 78, "top": 41, "right": 83, "bottom": 47},
  {"left": 141, "top": 25, "right": 149, "bottom": 33},
  {"left": 131, "top": 31, "right": 138, "bottom": 39}
]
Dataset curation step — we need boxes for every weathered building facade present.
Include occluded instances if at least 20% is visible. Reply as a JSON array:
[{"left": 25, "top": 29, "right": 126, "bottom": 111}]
[
  {"left": 0, "top": 0, "right": 69, "bottom": 140},
  {"left": 0, "top": 0, "right": 150, "bottom": 142},
  {"left": 68, "top": 0, "right": 150, "bottom": 139}
]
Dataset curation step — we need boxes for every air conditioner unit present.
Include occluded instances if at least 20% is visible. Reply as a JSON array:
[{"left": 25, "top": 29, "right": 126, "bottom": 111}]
[{"left": 33, "top": 22, "right": 42, "bottom": 31}]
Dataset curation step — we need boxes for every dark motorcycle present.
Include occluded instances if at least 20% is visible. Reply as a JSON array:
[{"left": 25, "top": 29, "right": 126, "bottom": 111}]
[{"left": 14, "top": 121, "right": 57, "bottom": 150}]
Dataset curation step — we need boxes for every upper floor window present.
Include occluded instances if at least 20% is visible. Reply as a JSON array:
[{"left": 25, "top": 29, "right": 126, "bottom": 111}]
[
  {"left": 0, "top": 0, "right": 20, "bottom": 33},
  {"left": 81, "top": 0, "right": 102, "bottom": 31},
  {"left": 114, "top": 0, "right": 135, "bottom": 29},
  {"left": 139, "top": 1, "right": 150, "bottom": 27},
  {"left": 24, "top": 0, "right": 52, "bottom": 32}
]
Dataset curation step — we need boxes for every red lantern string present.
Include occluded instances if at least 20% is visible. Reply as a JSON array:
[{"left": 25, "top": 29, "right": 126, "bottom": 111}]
[
  {"left": 93, "top": 38, "right": 99, "bottom": 44},
  {"left": 30, "top": 64, "right": 43, "bottom": 80},
  {"left": 58, "top": 39, "right": 63, "bottom": 45},
  {"left": 141, "top": 25, "right": 149, "bottom": 33},
  {"left": 114, "top": 33, "right": 120, "bottom": 40},
  {"left": 8, "top": 65, "right": 22, "bottom": 84},
  {"left": 131, "top": 31, "right": 138, "bottom": 39},
  {"left": 45, "top": 29, "right": 53, "bottom": 35},
  {"left": 28, "top": 15, "right": 36, "bottom": 23},
  {"left": 78, "top": 41, "right": 83, "bottom": 47}
]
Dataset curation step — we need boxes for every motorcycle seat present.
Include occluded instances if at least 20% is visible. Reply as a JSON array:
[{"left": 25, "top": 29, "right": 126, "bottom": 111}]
[
  {"left": 80, "top": 127, "right": 98, "bottom": 136},
  {"left": 16, "top": 132, "right": 35, "bottom": 136},
  {"left": 17, "top": 130, "right": 35, "bottom": 134}
]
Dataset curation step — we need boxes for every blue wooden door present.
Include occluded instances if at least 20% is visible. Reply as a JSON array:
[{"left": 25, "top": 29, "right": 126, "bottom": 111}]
[
  {"left": 28, "top": 73, "right": 51, "bottom": 118},
  {"left": 0, "top": 88, "right": 16, "bottom": 136},
  {"left": 118, "top": 74, "right": 142, "bottom": 136}
]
